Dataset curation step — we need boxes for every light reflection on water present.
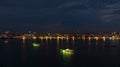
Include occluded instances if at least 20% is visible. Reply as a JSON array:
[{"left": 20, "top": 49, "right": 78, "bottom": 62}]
[{"left": 0, "top": 39, "right": 120, "bottom": 67}]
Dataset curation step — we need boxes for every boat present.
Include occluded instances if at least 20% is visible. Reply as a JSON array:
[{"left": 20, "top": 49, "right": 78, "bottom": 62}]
[{"left": 32, "top": 43, "right": 40, "bottom": 47}]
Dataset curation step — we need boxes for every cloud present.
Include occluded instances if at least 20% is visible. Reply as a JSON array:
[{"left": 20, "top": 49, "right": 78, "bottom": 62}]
[
  {"left": 58, "top": 1, "right": 82, "bottom": 8},
  {"left": 0, "top": 0, "right": 120, "bottom": 32},
  {"left": 99, "top": 2, "right": 120, "bottom": 23},
  {"left": 106, "top": 2, "right": 120, "bottom": 9},
  {"left": 0, "top": 0, "right": 63, "bottom": 9}
]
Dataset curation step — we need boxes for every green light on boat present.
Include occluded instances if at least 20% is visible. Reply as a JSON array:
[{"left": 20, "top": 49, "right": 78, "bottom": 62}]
[
  {"left": 60, "top": 49, "right": 74, "bottom": 55},
  {"left": 62, "top": 50, "right": 66, "bottom": 55},
  {"left": 60, "top": 49, "right": 74, "bottom": 63},
  {"left": 33, "top": 43, "right": 40, "bottom": 47}
]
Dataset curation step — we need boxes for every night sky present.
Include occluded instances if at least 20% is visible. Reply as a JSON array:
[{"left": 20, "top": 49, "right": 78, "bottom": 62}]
[{"left": 0, "top": 0, "right": 120, "bottom": 32}]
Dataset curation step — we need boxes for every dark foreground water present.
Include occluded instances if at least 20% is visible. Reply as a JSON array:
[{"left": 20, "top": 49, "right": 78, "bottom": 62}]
[{"left": 0, "top": 39, "right": 120, "bottom": 67}]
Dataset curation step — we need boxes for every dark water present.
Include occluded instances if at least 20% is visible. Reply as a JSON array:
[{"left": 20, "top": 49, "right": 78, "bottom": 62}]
[{"left": 0, "top": 39, "right": 120, "bottom": 67}]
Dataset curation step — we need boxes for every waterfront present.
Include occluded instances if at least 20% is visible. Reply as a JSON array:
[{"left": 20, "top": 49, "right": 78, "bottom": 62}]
[{"left": 0, "top": 38, "right": 120, "bottom": 67}]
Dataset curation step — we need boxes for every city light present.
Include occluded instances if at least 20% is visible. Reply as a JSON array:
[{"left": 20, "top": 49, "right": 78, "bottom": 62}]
[
  {"left": 66, "top": 36, "right": 69, "bottom": 40},
  {"left": 22, "top": 36, "right": 26, "bottom": 40},
  {"left": 72, "top": 36, "right": 75, "bottom": 40},
  {"left": 39, "top": 36, "right": 43, "bottom": 40},
  {"left": 88, "top": 36, "right": 91, "bottom": 40},
  {"left": 102, "top": 36, "right": 106, "bottom": 42},
  {"left": 94, "top": 36, "right": 98, "bottom": 40},
  {"left": 45, "top": 36, "right": 48, "bottom": 40},
  {"left": 57, "top": 36, "right": 60, "bottom": 40},
  {"left": 32, "top": 36, "right": 37, "bottom": 40},
  {"left": 82, "top": 35, "right": 85, "bottom": 40},
  {"left": 0, "top": 32, "right": 120, "bottom": 41},
  {"left": 49, "top": 36, "right": 52, "bottom": 40}
]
